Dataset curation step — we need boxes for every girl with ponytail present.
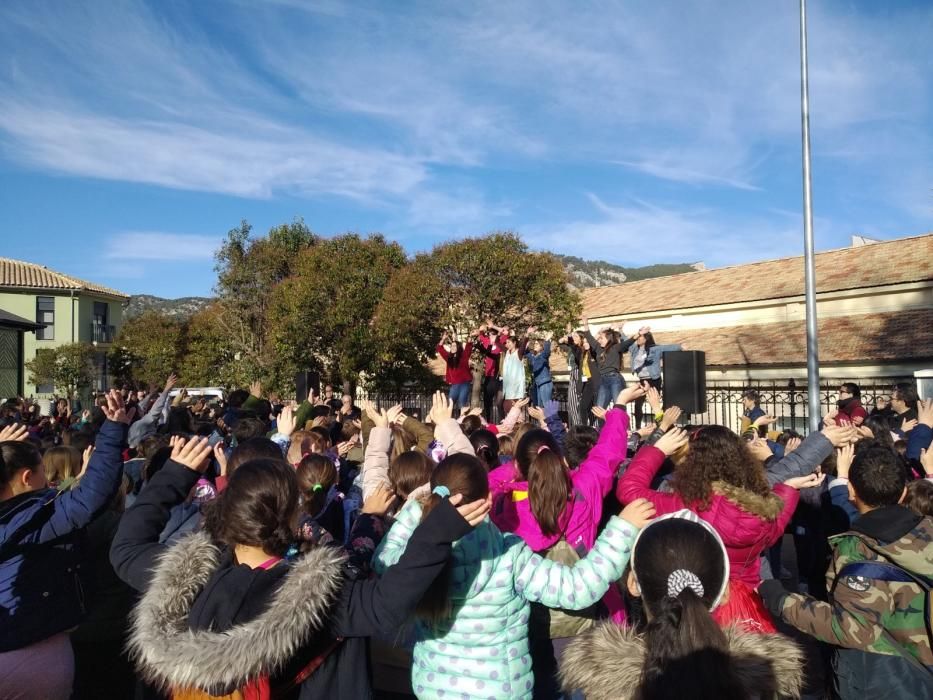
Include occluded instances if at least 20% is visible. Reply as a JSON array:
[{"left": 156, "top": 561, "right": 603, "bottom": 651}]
[
  {"left": 374, "top": 452, "right": 655, "bottom": 699},
  {"left": 560, "top": 511, "right": 805, "bottom": 699},
  {"left": 295, "top": 453, "right": 343, "bottom": 545}
]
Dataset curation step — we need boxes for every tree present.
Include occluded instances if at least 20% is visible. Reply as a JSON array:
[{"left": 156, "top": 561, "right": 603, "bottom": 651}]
[
  {"left": 372, "top": 232, "right": 581, "bottom": 386},
  {"left": 27, "top": 343, "right": 95, "bottom": 395},
  {"left": 179, "top": 305, "right": 240, "bottom": 388},
  {"left": 268, "top": 233, "right": 406, "bottom": 391},
  {"left": 213, "top": 218, "right": 318, "bottom": 385},
  {"left": 110, "top": 311, "right": 187, "bottom": 387}
]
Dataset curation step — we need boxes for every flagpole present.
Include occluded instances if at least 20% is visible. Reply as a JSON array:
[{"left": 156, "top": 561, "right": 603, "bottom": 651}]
[{"left": 799, "top": 0, "right": 821, "bottom": 432}]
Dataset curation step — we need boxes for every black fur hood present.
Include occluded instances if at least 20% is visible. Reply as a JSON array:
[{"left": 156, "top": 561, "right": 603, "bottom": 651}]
[{"left": 128, "top": 531, "right": 345, "bottom": 693}]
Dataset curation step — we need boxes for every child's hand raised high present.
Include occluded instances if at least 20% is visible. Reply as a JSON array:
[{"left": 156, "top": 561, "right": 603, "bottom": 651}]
[{"left": 620, "top": 498, "right": 656, "bottom": 529}]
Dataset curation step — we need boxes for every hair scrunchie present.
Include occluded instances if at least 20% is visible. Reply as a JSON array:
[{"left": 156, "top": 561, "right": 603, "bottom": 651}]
[
  {"left": 667, "top": 569, "right": 704, "bottom": 598},
  {"left": 536, "top": 445, "right": 551, "bottom": 455},
  {"left": 312, "top": 483, "right": 323, "bottom": 492},
  {"left": 432, "top": 485, "right": 450, "bottom": 498}
]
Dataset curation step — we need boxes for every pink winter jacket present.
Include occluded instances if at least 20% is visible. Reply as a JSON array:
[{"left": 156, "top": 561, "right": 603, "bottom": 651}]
[
  {"left": 488, "top": 408, "right": 630, "bottom": 619},
  {"left": 616, "top": 445, "right": 800, "bottom": 587}
]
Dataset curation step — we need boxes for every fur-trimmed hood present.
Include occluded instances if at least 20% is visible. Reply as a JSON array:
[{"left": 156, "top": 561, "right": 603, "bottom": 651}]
[
  {"left": 128, "top": 531, "right": 346, "bottom": 693},
  {"left": 560, "top": 622, "right": 805, "bottom": 699},
  {"left": 711, "top": 480, "right": 784, "bottom": 520}
]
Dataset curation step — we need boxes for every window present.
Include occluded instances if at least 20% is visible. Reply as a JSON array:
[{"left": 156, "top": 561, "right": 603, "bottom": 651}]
[
  {"left": 36, "top": 296, "right": 55, "bottom": 340},
  {"left": 93, "top": 301, "right": 108, "bottom": 326}
]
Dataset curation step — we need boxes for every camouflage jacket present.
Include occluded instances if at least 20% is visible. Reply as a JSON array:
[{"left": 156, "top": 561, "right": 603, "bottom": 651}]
[{"left": 768, "top": 506, "right": 932, "bottom": 665}]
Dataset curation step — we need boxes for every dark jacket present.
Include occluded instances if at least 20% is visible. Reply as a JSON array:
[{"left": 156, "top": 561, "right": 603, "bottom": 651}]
[
  {"left": 110, "top": 461, "right": 472, "bottom": 698},
  {"left": 528, "top": 340, "right": 552, "bottom": 387},
  {"left": 583, "top": 331, "right": 635, "bottom": 378},
  {"left": 0, "top": 420, "right": 127, "bottom": 651}
]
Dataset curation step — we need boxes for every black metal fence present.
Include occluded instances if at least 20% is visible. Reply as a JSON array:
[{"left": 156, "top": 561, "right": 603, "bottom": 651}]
[{"left": 357, "top": 377, "right": 907, "bottom": 435}]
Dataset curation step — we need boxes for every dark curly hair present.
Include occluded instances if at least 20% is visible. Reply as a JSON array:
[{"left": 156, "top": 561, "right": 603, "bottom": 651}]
[{"left": 671, "top": 425, "right": 772, "bottom": 511}]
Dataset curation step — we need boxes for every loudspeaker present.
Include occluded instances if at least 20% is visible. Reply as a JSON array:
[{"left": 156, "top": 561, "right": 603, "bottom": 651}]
[
  {"left": 662, "top": 351, "right": 706, "bottom": 415},
  {"left": 294, "top": 370, "right": 321, "bottom": 405}
]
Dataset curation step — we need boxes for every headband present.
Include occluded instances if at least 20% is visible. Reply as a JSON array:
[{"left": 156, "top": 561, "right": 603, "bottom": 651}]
[{"left": 630, "top": 509, "right": 730, "bottom": 610}]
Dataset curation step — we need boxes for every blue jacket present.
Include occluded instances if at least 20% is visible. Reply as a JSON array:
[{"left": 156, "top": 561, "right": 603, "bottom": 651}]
[
  {"left": 0, "top": 420, "right": 127, "bottom": 651},
  {"left": 628, "top": 343, "right": 681, "bottom": 380},
  {"left": 528, "top": 341, "right": 552, "bottom": 387}
]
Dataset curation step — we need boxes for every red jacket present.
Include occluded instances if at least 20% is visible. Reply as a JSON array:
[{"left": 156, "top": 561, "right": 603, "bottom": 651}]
[
  {"left": 478, "top": 334, "right": 507, "bottom": 378},
  {"left": 437, "top": 342, "right": 474, "bottom": 385},
  {"left": 616, "top": 445, "right": 799, "bottom": 587},
  {"left": 836, "top": 399, "right": 868, "bottom": 426}
]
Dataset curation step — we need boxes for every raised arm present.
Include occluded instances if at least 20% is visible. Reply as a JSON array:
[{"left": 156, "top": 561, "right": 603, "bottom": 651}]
[
  {"left": 615, "top": 427, "right": 689, "bottom": 510},
  {"left": 110, "top": 437, "right": 212, "bottom": 592}
]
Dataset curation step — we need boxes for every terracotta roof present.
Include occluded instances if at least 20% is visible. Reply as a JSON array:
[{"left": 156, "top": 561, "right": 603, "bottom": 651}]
[
  {"left": 0, "top": 257, "right": 129, "bottom": 299},
  {"left": 549, "top": 308, "right": 933, "bottom": 373},
  {"left": 583, "top": 233, "right": 933, "bottom": 318}
]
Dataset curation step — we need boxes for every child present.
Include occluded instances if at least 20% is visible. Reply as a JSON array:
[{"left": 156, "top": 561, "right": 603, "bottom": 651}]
[
  {"left": 373, "top": 453, "right": 654, "bottom": 700},
  {"left": 561, "top": 511, "right": 805, "bottom": 699},
  {"left": 759, "top": 444, "right": 933, "bottom": 698}
]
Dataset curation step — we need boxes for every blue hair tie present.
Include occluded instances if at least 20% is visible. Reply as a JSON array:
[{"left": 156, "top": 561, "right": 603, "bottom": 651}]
[{"left": 432, "top": 485, "right": 450, "bottom": 498}]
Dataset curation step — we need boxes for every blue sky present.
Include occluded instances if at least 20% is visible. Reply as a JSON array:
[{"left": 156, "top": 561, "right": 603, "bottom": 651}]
[{"left": 0, "top": 0, "right": 930, "bottom": 298}]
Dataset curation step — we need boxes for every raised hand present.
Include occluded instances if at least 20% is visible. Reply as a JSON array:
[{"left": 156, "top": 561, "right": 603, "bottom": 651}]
[
  {"left": 822, "top": 410, "right": 838, "bottom": 427},
  {"left": 385, "top": 404, "right": 404, "bottom": 426},
  {"left": 249, "top": 380, "right": 262, "bottom": 399},
  {"left": 101, "top": 389, "right": 136, "bottom": 425},
  {"left": 918, "top": 399, "right": 933, "bottom": 428},
  {"left": 784, "top": 471, "right": 826, "bottom": 490},
  {"left": 753, "top": 414, "right": 778, "bottom": 428},
  {"left": 449, "top": 492, "right": 491, "bottom": 527},
  {"left": 277, "top": 404, "right": 297, "bottom": 437},
  {"left": 920, "top": 447, "right": 933, "bottom": 477},
  {"left": 527, "top": 405, "right": 545, "bottom": 423},
  {"left": 644, "top": 385, "right": 662, "bottom": 412},
  {"left": 821, "top": 423, "right": 858, "bottom": 447},
  {"left": 636, "top": 425, "right": 656, "bottom": 439},
  {"left": 360, "top": 484, "right": 397, "bottom": 516},
  {"left": 784, "top": 436, "right": 802, "bottom": 455},
  {"left": 659, "top": 406, "right": 682, "bottom": 432},
  {"left": 620, "top": 498, "right": 656, "bottom": 529},
  {"left": 170, "top": 435, "right": 213, "bottom": 473},
  {"left": 0, "top": 423, "right": 28, "bottom": 442},
  {"left": 213, "top": 442, "right": 229, "bottom": 477},
  {"left": 429, "top": 392, "right": 454, "bottom": 424},
  {"left": 617, "top": 384, "right": 647, "bottom": 406},
  {"left": 164, "top": 373, "right": 178, "bottom": 392},
  {"left": 362, "top": 400, "right": 387, "bottom": 428},
  {"left": 836, "top": 443, "right": 854, "bottom": 479},
  {"left": 79, "top": 445, "right": 94, "bottom": 478},
  {"left": 901, "top": 418, "right": 918, "bottom": 433},
  {"left": 590, "top": 405, "right": 607, "bottom": 421},
  {"left": 654, "top": 426, "right": 688, "bottom": 456}
]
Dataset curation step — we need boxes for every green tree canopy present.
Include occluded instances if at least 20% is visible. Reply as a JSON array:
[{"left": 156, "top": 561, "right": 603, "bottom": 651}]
[
  {"left": 27, "top": 343, "right": 96, "bottom": 395},
  {"left": 268, "top": 233, "right": 406, "bottom": 390},
  {"left": 110, "top": 311, "right": 187, "bottom": 387}
]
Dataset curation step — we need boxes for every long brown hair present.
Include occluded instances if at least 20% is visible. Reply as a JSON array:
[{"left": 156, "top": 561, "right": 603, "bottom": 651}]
[
  {"left": 515, "top": 429, "right": 570, "bottom": 537},
  {"left": 389, "top": 450, "right": 435, "bottom": 500},
  {"left": 671, "top": 425, "right": 772, "bottom": 510},
  {"left": 295, "top": 454, "right": 337, "bottom": 519},
  {"left": 416, "top": 453, "right": 489, "bottom": 623}
]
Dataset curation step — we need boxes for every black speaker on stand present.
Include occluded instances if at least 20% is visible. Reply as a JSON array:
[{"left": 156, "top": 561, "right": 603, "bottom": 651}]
[
  {"left": 294, "top": 370, "right": 321, "bottom": 405},
  {"left": 662, "top": 351, "right": 707, "bottom": 415}
]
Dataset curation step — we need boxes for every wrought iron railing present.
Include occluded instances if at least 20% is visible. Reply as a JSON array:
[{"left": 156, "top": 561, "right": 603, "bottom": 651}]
[
  {"left": 357, "top": 377, "right": 907, "bottom": 435},
  {"left": 90, "top": 323, "right": 115, "bottom": 344}
]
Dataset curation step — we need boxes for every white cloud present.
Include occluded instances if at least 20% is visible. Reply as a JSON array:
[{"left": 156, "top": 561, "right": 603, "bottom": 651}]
[{"left": 104, "top": 232, "right": 220, "bottom": 261}]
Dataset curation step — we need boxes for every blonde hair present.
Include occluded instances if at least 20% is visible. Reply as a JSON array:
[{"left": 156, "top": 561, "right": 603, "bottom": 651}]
[{"left": 43, "top": 446, "right": 82, "bottom": 485}]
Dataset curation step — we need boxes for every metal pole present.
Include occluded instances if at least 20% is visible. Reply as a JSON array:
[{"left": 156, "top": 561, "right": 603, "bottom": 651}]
[{"left": 799, "top": 0, "right": 821, "bottom": 433}]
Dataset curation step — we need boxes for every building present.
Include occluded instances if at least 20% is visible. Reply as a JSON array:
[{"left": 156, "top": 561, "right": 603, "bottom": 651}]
[
  {"left": 580, "top": 233, "right": 933, "bottom": 381},
  {"left": 0, "top": 258, "right": 130, "bottom": 396},
  {"left": 570, "top": 233, "right": 933, "bottom": 430}
]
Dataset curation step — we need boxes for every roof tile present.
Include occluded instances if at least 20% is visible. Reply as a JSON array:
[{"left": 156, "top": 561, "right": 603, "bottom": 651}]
[{"left": 0, "top": 257, "right": 129, "bottom": 299}]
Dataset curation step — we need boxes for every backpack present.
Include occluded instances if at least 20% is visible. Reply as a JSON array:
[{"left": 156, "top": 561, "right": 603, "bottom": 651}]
[
  {"left": 832, "top": 537, "right": 933, "bottom": 679},
  {"left": 540, "top": 538, "right": 600, "bottom": 638},
  {"left": 171, "top": 638, "right": 341, "bottom": 700}
]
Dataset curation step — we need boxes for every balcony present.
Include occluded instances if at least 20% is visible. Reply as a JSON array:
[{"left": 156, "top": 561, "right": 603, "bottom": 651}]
[{"left": 90, "top": 323, "right": 116, "bottom": 344}]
